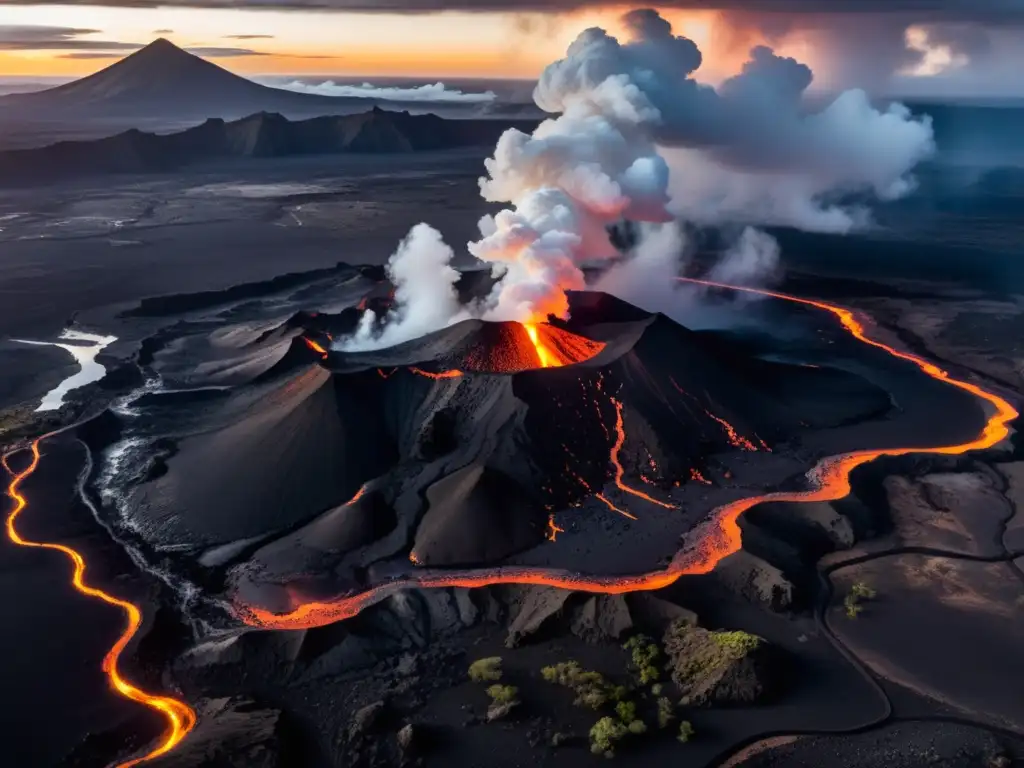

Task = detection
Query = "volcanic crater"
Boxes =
[80,272,912,633]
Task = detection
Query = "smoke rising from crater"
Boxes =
[340,8,934,350]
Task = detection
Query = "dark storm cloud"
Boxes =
[0,0,1023,20]
[0,26,142,50]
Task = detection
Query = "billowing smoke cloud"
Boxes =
[278,80,496,103]
[344,224,466,351]
[340,8,934,350]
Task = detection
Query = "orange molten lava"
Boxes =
[524,323,560,368]
[606,397,677,510]
[235,280,1017,634]
[545,514,565,542]
[4,440,197,766]
[594,492,638,520]
[523,322,606,368]
[302,337,328,358]
[409,367,463,380]
[703,409,758,451]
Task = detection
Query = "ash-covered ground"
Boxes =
[2,152,1024,768]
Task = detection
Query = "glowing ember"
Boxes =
[703,409,758,451]
[345,485,367,505]
[377,368,397,379]
[690,468,712,485]
[607,397,677,510]
[545,514,565,541]
[668,375,758,451]
[409,551,421,565]
[594,492,638,520]
[4,441,197,766]
[235,279,1018,647]
[302,337,328,358]
[409,367,463,379]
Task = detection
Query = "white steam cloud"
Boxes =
[278,80,496,104]
[339,8,935,352]
[346,224,467,351]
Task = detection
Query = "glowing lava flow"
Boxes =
[606,397,677,510]
[4,439,197,767]
[409,367,463,380]
[524,323,560,368]
[302,337,328,359]
[237,280,1017,633]
[523,322,606,369]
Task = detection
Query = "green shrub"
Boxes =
[851,581,876,600]
[590,717,628,757]
[627,719,647,735]
[844,581,876,618]
[656,697,675,729]
[541,661,616,709]
[615,701,637,724]
[650,683,663,696]
[623,634,661,685]
[678,720,695,743]
[469,657,503,682]
[711,631,762,657]
[487,684,518,705]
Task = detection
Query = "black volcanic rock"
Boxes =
[0,108,536,182]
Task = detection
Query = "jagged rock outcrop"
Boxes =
[714,550,795,610]
[505,587,696,646]
[662,620,776,705]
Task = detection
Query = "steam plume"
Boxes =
[340,8,934,348]
[344,224,464,351]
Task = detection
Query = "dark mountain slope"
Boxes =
[0,39,485,121]
[0,109,539,183]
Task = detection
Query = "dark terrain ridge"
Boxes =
[0,108,538,182]
[2,252,1019,768]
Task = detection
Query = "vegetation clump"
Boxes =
[844,581,877,619]
[622,634,661,685]
[677,720,695,743]
[468,656,503,682]
[485,684,520,721]
[590,717,628,758]
[541,661,625,709]
[656,697,675,729]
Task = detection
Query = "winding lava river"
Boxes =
[3,438,197,766]
[237,278,1018,630]
[2,278,1018,763]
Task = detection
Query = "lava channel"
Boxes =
[4,438,197,766]
[236,279,1016,633]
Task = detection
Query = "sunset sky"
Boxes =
[0,4,766,79]
[0,2,1019,96]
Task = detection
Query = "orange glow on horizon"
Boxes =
[236,278,1017,632]
[4,440,197,766]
